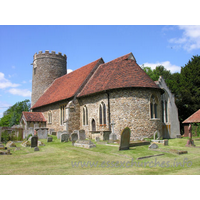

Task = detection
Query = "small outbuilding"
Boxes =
[182,109,200,136]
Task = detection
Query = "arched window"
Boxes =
[150,95,158,119]
[83,106,88,125]
[48,111,52,124]
[99,102,106,125]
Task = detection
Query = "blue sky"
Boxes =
[0,25,200,118]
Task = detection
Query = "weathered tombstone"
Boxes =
[36,128,48,139]
[119,127,131,150]
[38,141,45,146]
[6,141,16,148]
[52,131,57,136]
[57,131,63,139]
[47,137,53,142]
[109,121,117,141]
[78,130,86,140]
[34,146,39,151]
[71,132,78,146]
[74,140,96,149]
[49,129,55,135]
[95,137,100,142]
[60,133,69,142]
[21,140,31,147]
[31,135,38,148]
[149,143,159,149]
[103,131,111,141]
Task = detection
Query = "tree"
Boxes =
[0,99,30,127]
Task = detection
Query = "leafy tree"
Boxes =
[0,99,30,127]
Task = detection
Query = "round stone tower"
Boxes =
[31,50,67,107]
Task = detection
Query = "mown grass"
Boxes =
[0,136,200,175]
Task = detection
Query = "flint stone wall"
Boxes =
[79,88,162,140]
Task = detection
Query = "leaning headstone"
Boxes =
[60,133,69,142]
[47,137,53,142]
[57,131,63,139]
[6,141,16,148]
[21,140,31,147]
[149,143,159,149]
[37,128,48,139]
[31,135,38,148]
[119,127,131,150]
[71,132,78,146]
[78,130,86,140]
[34,146,39,151]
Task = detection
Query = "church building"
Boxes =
[26,50,180,140]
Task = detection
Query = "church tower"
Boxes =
[31,50,67,107]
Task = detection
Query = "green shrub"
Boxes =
[1,131,10,143]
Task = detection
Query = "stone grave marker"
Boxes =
[60,133,69,142]
[74,140,96,149]
[109,121,117,141]
[52,131,57,136]
[119,127,131,150]
[36,128,48,139]
[47,137,53,142]
[38,141,45,146]
[149,143,159,149]
[95,137,100,142]
[71,132,78,146]
[57,131,63,139]
[34,146,39,151]
[78,130,86,140]
[31,135,38,148]
[49,129,55,135]
[6,141,16,148]
[21,140,31,147]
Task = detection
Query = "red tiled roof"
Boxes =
[78,53,160,97]
[22,111,46,122]
[182,109,200,123]
[31,58,103,109]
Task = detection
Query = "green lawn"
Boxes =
[1,136,200,175]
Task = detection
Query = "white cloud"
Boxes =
[0,72,20,89]
[8,88,31,97]
[142,61,180,73]
[67,69,73,74]
[22,81,27,84]
[169,25,200,51]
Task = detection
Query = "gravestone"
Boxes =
[6,141,16,148]
[57,131,63,139]
[71,132,78,146]
[21,140,31,147]
[38,141,45,146]
[49,129,55,135]
[95,137,100,142]
[31,135,38,148]
[34,146,39,151]
[0,143,4,149]
[60,133,69,142]
[119,127,131,150]
[36,128,48,139]
[52,131,56,135]
[109,121,117,141]
[103,131,111,141]
[149,143,159,149]
[74,140,96,149]
[47,137,53,142]
[78,130,86,140]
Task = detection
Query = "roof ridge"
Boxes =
[104,52,132,65]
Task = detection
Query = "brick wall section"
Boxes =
[31,51,66,107]
[79,88,162,140]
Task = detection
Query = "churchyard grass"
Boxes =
[0,136,200,175]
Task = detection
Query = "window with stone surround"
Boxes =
[83,106,88,125]
[150,95,158,119]
[60,105,66,125]
[99,102,106,125]
[48,111,52,124]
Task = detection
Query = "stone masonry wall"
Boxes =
[109,88,162,140]
[31,51,67,107]
[79,88,162,140]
